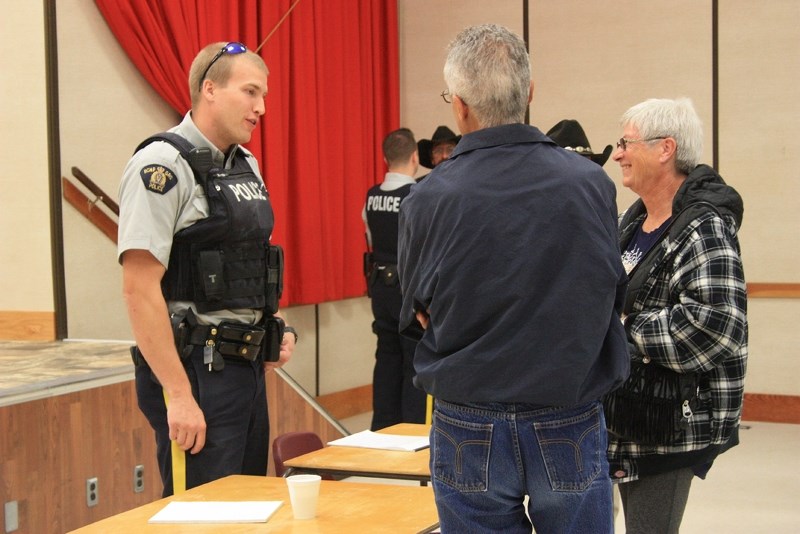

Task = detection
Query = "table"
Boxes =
[69,475,439,533]
[284,423,432,483]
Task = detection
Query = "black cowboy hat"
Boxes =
[546,119,613,166]
[417,125,461,169]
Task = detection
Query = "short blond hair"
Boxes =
[189,42,268,106]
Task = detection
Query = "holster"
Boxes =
[265,245,284,315]
[363,251,375,297]
[261,315,286,362]
[171,312,192,359]
[130,345,146,367]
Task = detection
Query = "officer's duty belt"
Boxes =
[187,322,266,362]
[373,262,399,286]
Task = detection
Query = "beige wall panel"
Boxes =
[57,0,177,339]
[279,303,319,393]
[530,1,713,210]
[745,300,800,395]
[316,297,375,395]
[718,0,800,282]
[0,0,53,311]
[399,0,523,177]
[718,1,800,398]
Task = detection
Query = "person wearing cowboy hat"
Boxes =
[546,119,613,166]
[417,125,461,171]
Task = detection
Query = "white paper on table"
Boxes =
[327,430,430,451]
[148,501,283,523]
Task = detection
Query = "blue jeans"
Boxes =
[431,400,613,534]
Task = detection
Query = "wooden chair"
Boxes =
[272,431,333,479]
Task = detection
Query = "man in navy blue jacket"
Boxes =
[398,24,629,533]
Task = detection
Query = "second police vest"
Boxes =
[365,183,413,264]
[135,133,280,314]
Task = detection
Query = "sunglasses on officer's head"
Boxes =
[198,42,247,90]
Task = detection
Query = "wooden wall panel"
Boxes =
[0,371,346,532]
[0,311,55,341]
[742,393,800,425]
[0,381,160,533]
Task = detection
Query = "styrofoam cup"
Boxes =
[285,474,321,520]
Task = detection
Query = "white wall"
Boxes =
[57,0,178,339]
[0,0,52,311]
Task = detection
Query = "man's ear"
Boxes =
[200,78,215,101]
[454,94,468,122]
[528,79,534,105]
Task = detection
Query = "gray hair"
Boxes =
[620,98,703,175]
[444,24,531,127]
[189,42,268,106]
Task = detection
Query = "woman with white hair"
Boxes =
[606,97,748,533]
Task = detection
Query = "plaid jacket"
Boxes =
[607,165,748,483]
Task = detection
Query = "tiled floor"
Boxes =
[340,413,800,533]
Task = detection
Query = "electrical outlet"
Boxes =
[86,477,99,507]
[133,465,145,494]
[4,500,19,532]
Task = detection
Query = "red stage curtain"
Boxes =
[94,0,399,305]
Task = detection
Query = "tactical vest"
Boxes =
[365,183,412,264]
[135,133,281,314]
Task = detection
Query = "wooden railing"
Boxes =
[62,166,118,244]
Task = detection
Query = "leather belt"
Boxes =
[187,322,266,362]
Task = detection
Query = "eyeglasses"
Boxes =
[432,144,455,156]
[440,89,467,105]
[616,136,667,151]
[198,42,247,90]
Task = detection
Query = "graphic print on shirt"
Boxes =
[622,245,643,274]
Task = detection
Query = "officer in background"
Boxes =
[118,42,296,496]
[363,128,426,430]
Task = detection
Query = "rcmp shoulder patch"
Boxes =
[140,164,177,195]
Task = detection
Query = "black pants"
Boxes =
[618,467,694,534]
[135,345,269,496]
[369,280,426,430]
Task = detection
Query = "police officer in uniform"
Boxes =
[363,128,426,430]
[118,42,296,496]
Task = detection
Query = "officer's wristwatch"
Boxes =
[284,325,298,343]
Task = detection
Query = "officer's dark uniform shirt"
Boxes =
[398,123,630,406]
